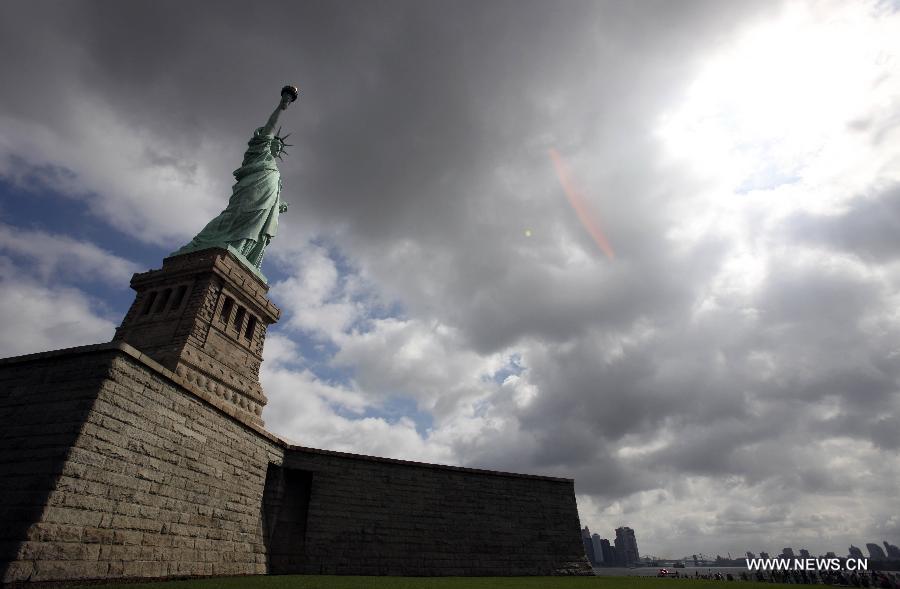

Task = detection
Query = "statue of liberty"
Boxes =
[173,85,299,278]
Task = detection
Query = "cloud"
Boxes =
[786,185,900,263]
[0,225,134,357]
[0,223,140,285]
[261,331,455,464]
[0,100,226,246]
[0,260,117,356]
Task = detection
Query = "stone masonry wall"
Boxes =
[0,343,590,583]
[0,344,284,583]
[0,345,110,583]
[279,447,589,576]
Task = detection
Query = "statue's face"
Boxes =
[270,139,284,158]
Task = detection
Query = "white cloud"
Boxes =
[658,0,900,220]
[0,262,116,356]
[333,318,506,414]
[263,240,518,459]
[0,95,227,246]
[0,223,139,285]
[0,227,133,356]
[269,242,364,337]
[261,346,455,464]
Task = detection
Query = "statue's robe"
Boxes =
[174,128,282,265]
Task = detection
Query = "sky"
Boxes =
[1,0,899,560]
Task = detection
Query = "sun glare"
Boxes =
[658,1,900,214]
[549,148,616,260]
[656,1,900,304]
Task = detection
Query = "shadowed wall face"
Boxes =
[0,352,110,582]
[262,464,313,574]
[276,450,589,576]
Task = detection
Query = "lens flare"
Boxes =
[549,148,615,260]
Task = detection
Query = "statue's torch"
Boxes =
[281,85,299,104]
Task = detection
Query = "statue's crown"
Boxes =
[273,126,293,159]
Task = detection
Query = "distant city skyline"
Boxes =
[582,525,641,567]
[584,522,899,564]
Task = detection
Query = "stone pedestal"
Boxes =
[113,248,280,427]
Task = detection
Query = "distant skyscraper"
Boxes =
[591,534,604,564]
[746,552,756,559]
[867,543,887,561]
[884,542,900,559]
[760,552,770,559]
[849,545,865,559]
[825,552,837,559]
[615,527,640,566]
[781,548,795,559]
[799,549,810,559]
[600,539,615,566]
[582,526,597,564]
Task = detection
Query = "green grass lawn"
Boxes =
[74,575,795,589]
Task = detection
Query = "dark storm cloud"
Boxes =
[787,184,900,263]
[819,413,900,450]
[3,0,780,241]
[461,227,899,505]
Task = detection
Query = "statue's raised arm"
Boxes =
[262,85,299,136]
[171,84,300,283]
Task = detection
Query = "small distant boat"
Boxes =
[673,562,686,568]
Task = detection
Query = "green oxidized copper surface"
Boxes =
[172,85,299,283]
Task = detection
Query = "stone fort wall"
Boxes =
[0,343,590,584]
[0,344,284,583]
